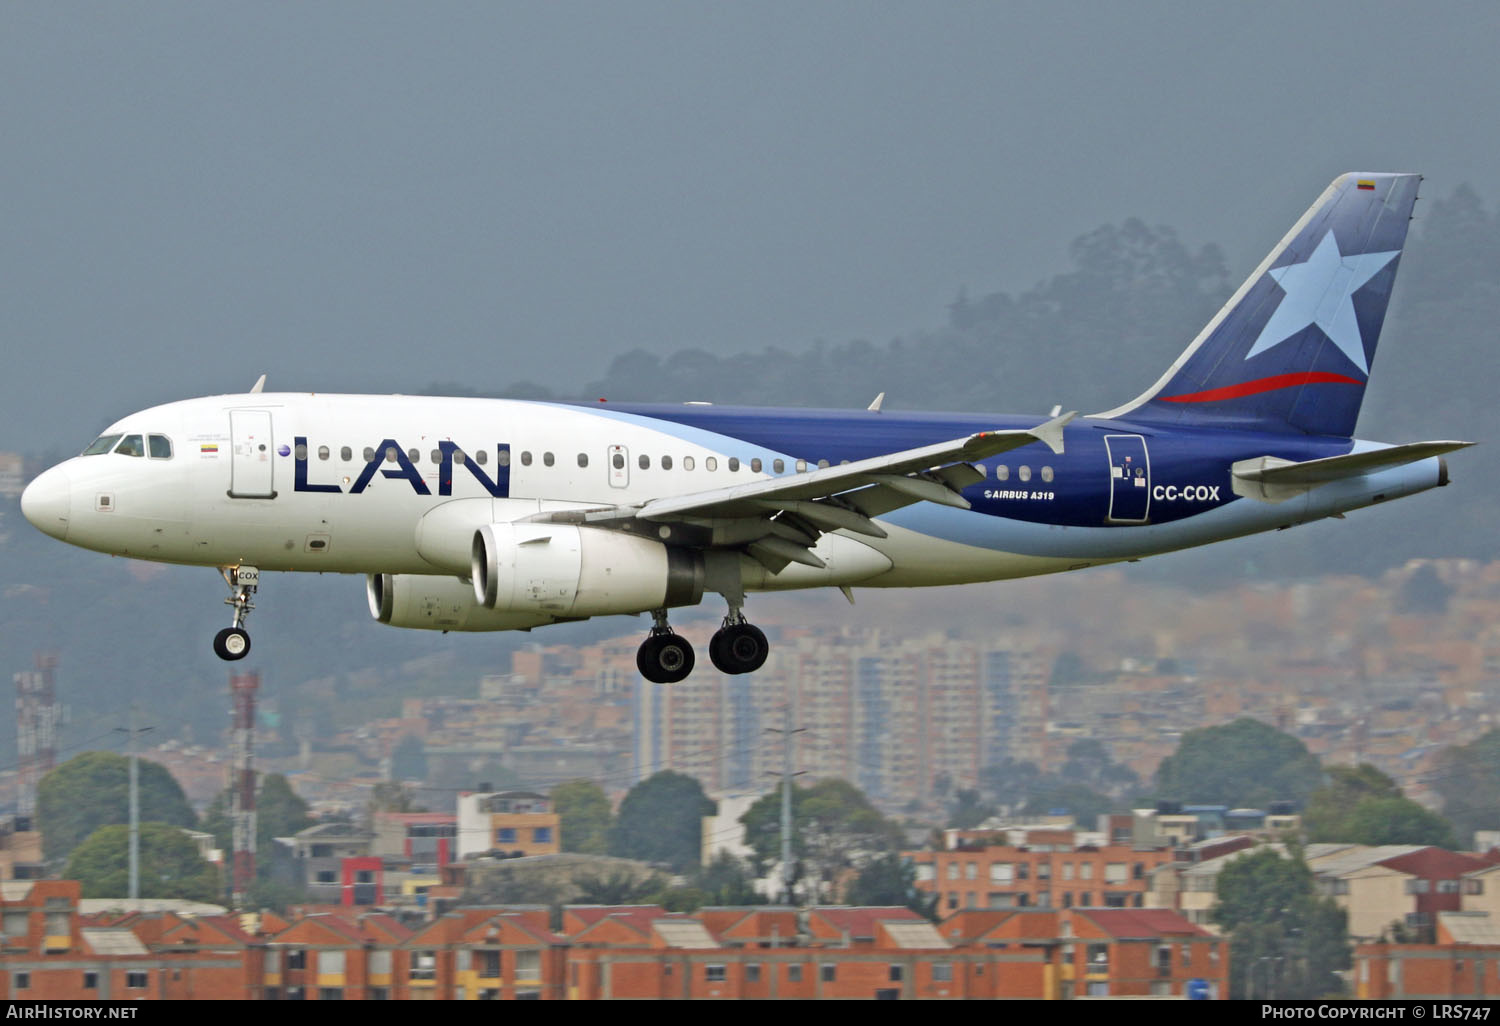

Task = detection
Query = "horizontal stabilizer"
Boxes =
[1232,440,1473,503]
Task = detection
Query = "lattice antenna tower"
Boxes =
[229,671,260,907]
[14,653,61,820]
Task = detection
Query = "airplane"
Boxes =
[20,172,1472,683]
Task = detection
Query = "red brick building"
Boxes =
[0,880,1226,999]
[910,829,1176,914]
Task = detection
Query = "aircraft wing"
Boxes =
[543,411,1075,572]
[1231,440,1474,503]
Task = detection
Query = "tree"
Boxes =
[1304,765,1457,847]
[844,853,938,920]
[1432,731,1500,848]
[740,779,906,902]
[1302,765,1401,841]
[609,771,716,873]
[1060,738,1139,794]
[200,772,314,871]
[1212,847,1349,999]
[573,868,667,906]
[946,788,996,830]
[551,779,613,855]
[390,733,428,781]
[64,822,222,904]
[38,752,197,861]
[1020,780,1115,827]
[257,773,314,841]
[1343,797,1457,849]
[365,781,425,828]
[692,852,767,908]
[1153,719,1323,809]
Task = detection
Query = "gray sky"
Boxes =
[4,1,1496,453]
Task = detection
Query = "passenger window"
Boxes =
[638,454,650,470]
[795,460,807,473]
[148,435,173,460]
[996,465,1010,481]
[543,452,555,467]
[683,456,695,471]
[384,447,398,464]
[453,450,466,465]
[115,435,145,457]
[341,446,352,462]
[578,453,589,468]
[728,457,739,472]
[317,445,330,461]
[612,453,624,470]
[1041,466,1054,483]
[751,458,762,473]
[520,451,532,466]
[662,455,673,470]
[705,457,717,472]
[294,442,309,461]
[817,459,829,469]
[773,459,785,474]
[82,434,123,456]
[363,447,375,462]
[407,448,420,464]
[431,449,442,465]
[1018,466,1032,482]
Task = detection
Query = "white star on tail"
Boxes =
[1244,231,1400,374]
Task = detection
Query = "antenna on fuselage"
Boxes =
[249,374,266,394]
[867,392,885,412]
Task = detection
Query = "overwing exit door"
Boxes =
[608,445,629,488]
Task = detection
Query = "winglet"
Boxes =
[1031,410,1077,454]
[249,374,267,394]
[867,392,885,412]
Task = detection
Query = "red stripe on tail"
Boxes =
[1160,372,1364,404]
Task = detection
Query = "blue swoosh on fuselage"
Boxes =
[552,400,1353,530]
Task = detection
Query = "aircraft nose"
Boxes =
[21,465,71,541]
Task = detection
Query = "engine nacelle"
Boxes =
[367,572,558,632]
[471,523,703,616]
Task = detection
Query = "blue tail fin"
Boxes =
[1096,173,1420,437]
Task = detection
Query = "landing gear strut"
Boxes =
[636,608,694,684]
[213,565,258,661]
[709,603,769,676]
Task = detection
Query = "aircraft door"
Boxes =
[608,445,629,488]
[1104,434,1150,523]
[228,410,277,499]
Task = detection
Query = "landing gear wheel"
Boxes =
[637,633,695,684]
[709,622,769,675]
[213,627,251,661]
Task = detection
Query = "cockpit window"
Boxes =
[82,434,123,456]
[148,435,173,460]
[114,434,145,457]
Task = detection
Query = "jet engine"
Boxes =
[471,522,703,617]
[366,572,558,632]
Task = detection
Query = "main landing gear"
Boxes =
[637,608,694,684]
[213,565,258,662]
[635,601,772,684]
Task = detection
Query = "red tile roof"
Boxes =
[1072,908,1210,939]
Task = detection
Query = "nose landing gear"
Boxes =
[213,565,258,661]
